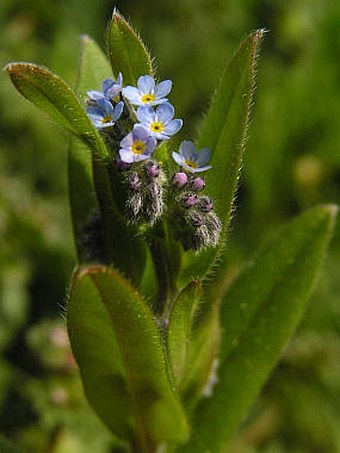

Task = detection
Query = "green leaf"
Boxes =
[183,205,337,452]
[68,35,112,261]
[107,9,153,85]
[5,62,108,159]
[179,30,266,285]
[76,34,112,99]
[67,136,97,262]
[68,265,189,448]
[67,267,133,441]
[168,279,203,386]
[168,281,220,410]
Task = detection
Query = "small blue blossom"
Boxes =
[172,141,212,173]
[122,75,172,106]
[137,103,183,140]
[119,124,157,163]
[86,99,124,129]
[87,74,123,101]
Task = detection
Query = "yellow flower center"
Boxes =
[151,122,164,133]
[141,93,156,104]
[185,159,197,168]
[132,141,146,154]
[101,115,113,124]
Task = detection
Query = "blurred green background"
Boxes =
[1,0,340,452]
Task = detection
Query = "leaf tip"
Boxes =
[111,7,123,23]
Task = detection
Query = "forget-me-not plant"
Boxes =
[5,9,336,453]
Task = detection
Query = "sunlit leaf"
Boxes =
[179,30,266,285]
[183,205,337,452]
[5,62,108,159]
[68,265,189,447]
[107,9,154,85]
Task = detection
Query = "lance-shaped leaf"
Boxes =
[107,9,153,85]
[68,35,112,262]
[168,280,220,409]
[5,62,109,159]
[183,205,337,452]
[168,279,204,385]
[179,30,266,285]
[68,265,189,448]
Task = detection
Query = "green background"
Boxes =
[0,0,339,451]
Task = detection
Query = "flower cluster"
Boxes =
[170,142,221,251]
[85,73,221,251]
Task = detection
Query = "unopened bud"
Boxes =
[191,177,205,191]
[187,211,205,227]
[144,180,164,225]
[128,172,142,190]
[173,172,188,188]
[198,196,213,212]
[144,160,160,178]
[127,191,143,219]
[180,192,197,208]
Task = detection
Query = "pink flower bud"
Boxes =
[173,172,188,188]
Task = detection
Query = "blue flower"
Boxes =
[136,103,182,140]
[122,75,172,106]
[87,74,123,101]
[172,141,212,173]
[86,99,124,129]
[119,124,157,163]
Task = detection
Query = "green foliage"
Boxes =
[179,29,266,285]
[68,266,189,449]
[183,205,337,452]
[107,9,154,85]
[2,2,340,452]
[5,63,109,159]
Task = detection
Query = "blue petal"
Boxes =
[133,124,149,142]
[122,86,141,103]
[116,72,123,86]
[137,106,155,124]
[195,148,211,166]
[145,137,157,154]
[97,98,114,115]
[87,90,105,100]
[119,148,135,163]
[172,151,184,166]
[179,141,197,160]
[97,121,115,129]
[102,78,114,94]
[156,103,174,123]
[86,106,104,119]
[191,164,212,173]
[120,132,134,149]
[112,101,124,121]
[137,75,155,93]
[155,80,172,98]
[163,119,183,136]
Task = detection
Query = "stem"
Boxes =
[147,221,181,315]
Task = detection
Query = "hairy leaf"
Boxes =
[68,266,189,447]
[183,205,337,452]
[179,30,266,285]
[107,9,153,86]
[5,62,108,159]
